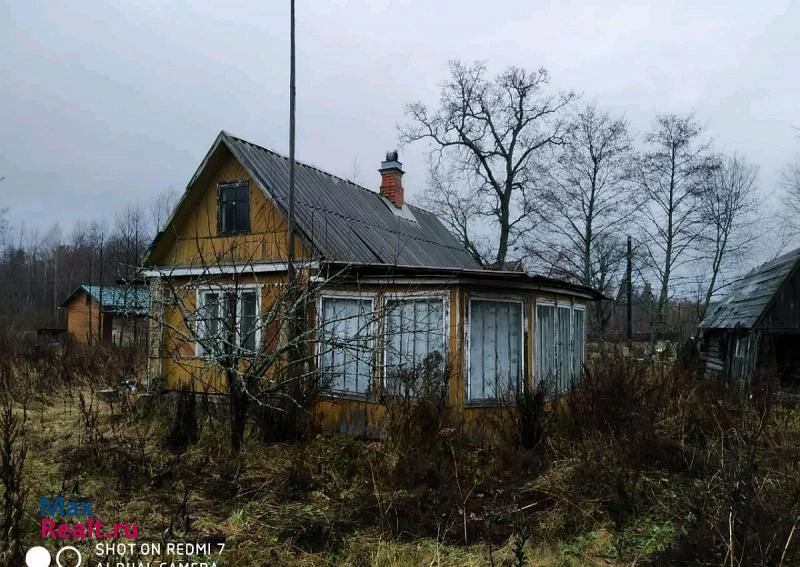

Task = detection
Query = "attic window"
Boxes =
[217,181,250,235]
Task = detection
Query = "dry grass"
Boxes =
[3,340,800,566]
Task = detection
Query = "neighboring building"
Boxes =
[142,131,603,432]
[699,247,800,384]
[61,285,149,346]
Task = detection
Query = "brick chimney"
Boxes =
[379,150,404,208]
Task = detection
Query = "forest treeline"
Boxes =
[2,60,800,338]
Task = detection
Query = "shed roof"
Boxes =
[221,131,480,269]
[62,285,149,315]
[700,247,800,330]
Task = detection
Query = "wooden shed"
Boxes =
[61,285,150,346]
[699,247,800,384]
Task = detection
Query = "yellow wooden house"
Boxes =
[142,131,602,433]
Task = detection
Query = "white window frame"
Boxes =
[381,291,449,390]
[535,298,556,387]
[315,290,377,398]
[194,284,262,358]
[556,303,573,391]
[465,294,526,404]
[572,304,587,378]
[535,297,587,392]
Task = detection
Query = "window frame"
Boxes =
[216,180,251,236]
[465,294,526,405]
[535,297,587,392]
[535,298,557,388]
[315,290,377,399]
[572,304,586,378]
[194,284,262,358]
[381,291,449,393]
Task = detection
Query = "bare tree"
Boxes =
[529,104,636,310]
[113,201,148,281]
[149,190,179,234]
[780,154,800,235]
[400,60,576,266]
[634,114,715,343]
[697,154,759,319]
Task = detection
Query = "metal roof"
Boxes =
[220,132,481,270]
[62,285,150,315]
[700,247,800,330]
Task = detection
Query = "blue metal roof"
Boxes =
[71,285,149,315]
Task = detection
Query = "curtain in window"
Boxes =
[385,298,445,393]
[468,300,522,401]
[319,298,373,394]
[536,303,556,387]
[557,306,572,391]
[573,308,585,378]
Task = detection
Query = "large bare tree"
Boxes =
[634,114,715,343]
[780,151,800,235]
[530,104,636,300]
[697,154,759,319]
[400,61,575,266]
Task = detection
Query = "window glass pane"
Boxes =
[385,298,446,394]
[218,183,249,234]
[536,304,556,386]
[240,292,257,352]
[573,308,585,379]
[319,297,373,394]
[558,306,572,391]
[469,299,522,401]
[200,292,221,356]
[236,186,250,232]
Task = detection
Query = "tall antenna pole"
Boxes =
[285,0,300,433]
[287,0,297,279]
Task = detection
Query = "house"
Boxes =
[61,284,149,346]
[699,247,800,384]
[142,131,603,433]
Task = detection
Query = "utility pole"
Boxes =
[287,0,296,279]
[285,0,300,435]
[626,235,633,348]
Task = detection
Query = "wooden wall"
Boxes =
[148,152,308,268]
[65,291,103,344]
[151,274,589,435]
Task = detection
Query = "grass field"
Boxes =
[2,342,800,566]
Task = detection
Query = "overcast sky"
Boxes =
[2,0,798,240]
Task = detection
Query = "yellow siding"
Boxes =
[149,154,307,267]
[147,145,591,435]
[66,293,103,344]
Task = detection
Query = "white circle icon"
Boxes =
[56,546,82,567]
[25,546,51,567]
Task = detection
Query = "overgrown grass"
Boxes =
[2,337,800,566]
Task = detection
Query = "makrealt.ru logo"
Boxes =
[40,496,138,540]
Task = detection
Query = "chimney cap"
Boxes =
[380,149,403,172]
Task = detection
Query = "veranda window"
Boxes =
[384,296,446,394]
[318,296,374,395]
[467,298,523,402]
[535,301,586,392]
